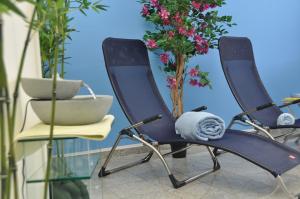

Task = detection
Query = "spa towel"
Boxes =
[175,112,225,141]
[277,113,295,126]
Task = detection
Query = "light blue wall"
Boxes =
[66,0,300,148]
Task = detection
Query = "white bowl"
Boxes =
[31,95,113,125]
[22,78,83,100]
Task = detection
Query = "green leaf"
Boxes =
[0,0,25,17]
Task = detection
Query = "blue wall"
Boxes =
[66,0,300,148]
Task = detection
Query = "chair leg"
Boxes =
[98,132,153,177]
[276,175,300,199]
[132,134,221,188]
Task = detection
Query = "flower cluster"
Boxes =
[188,67,210,87]
[140,0,234,89]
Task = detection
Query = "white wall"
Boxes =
[3,2,46,198]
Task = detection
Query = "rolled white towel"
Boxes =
[277,113,295,126]
[175,112,226,141]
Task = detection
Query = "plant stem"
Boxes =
[0,91,7,199]
[0,15,8,199]
[43,5,59,197]
[43,40,58,199]
[4,6,38,199]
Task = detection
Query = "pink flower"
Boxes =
[201,4,210,11]
[163,19,170,25]
[167,76,177,89]
[146,39,158,49]
[168,31,175,38]
[159,7,170,20]
[150,0,159,7]
[189,79,198,86]
[187,28,195,37]
[191,1,201,9]
[194,34,203,43]
[178,27,187,35]
[173,12,183,25]
[189,68,199,77]
[195,39,209,54]
[160,53,169,64]
[141,5,150,16]
[210,4,217,8]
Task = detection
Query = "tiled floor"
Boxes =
[92,137,300,199]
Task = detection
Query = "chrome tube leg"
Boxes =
[207,147,221,170]
[276,176,297,199]
[98,132,123,177]
[98,132,154,177]
[244,120,275,140]
[132,135,172,175]
[132,135,222,188]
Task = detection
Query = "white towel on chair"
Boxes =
[175,112,226,141]
[277,113,295,126]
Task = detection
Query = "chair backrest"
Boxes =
[102,38,177,141]
[219,36,282,127]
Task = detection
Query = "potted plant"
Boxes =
[140,0,235,157]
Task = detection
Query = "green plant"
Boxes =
[0,1,38,198]
[35,1,106,198]
[140,0,235,118]
[38,0,106,78]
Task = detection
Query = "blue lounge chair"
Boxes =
[99,38,300,197]
[219,36,300,143]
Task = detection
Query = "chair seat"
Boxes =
[157,129,300,177]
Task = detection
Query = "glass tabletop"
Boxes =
[26,139,101,183]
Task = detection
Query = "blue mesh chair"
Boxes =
[219,36,300,143]
[99,38,300,197]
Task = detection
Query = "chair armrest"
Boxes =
[192,106,207,112]
[124,114,163,130]
[278,99,300,108]
[233,102,275,122]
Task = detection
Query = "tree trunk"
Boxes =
[170,53,187,158]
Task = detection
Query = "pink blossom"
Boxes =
[178,27,187,35]
[167,76,177,89]
[163,19,170,25]
[146,39,158,49]
[189,68,199,77]
[201,4,210,11]
[210,4,217,8]
[195,39,209,54]
[189,79,198,86]
[194,34,203,43]
[141,5,150,16]
[173,12,183,25]
[159,7,170,20]
[150,0,159,7]
[160,53,169,64]
[191,1,201,9]
[168,31,175,38]
[187,28,195,37]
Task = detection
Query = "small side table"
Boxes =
[24,138,101,199]
[16,115,114,199]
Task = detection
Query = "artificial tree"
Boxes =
[140,0,234,157]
